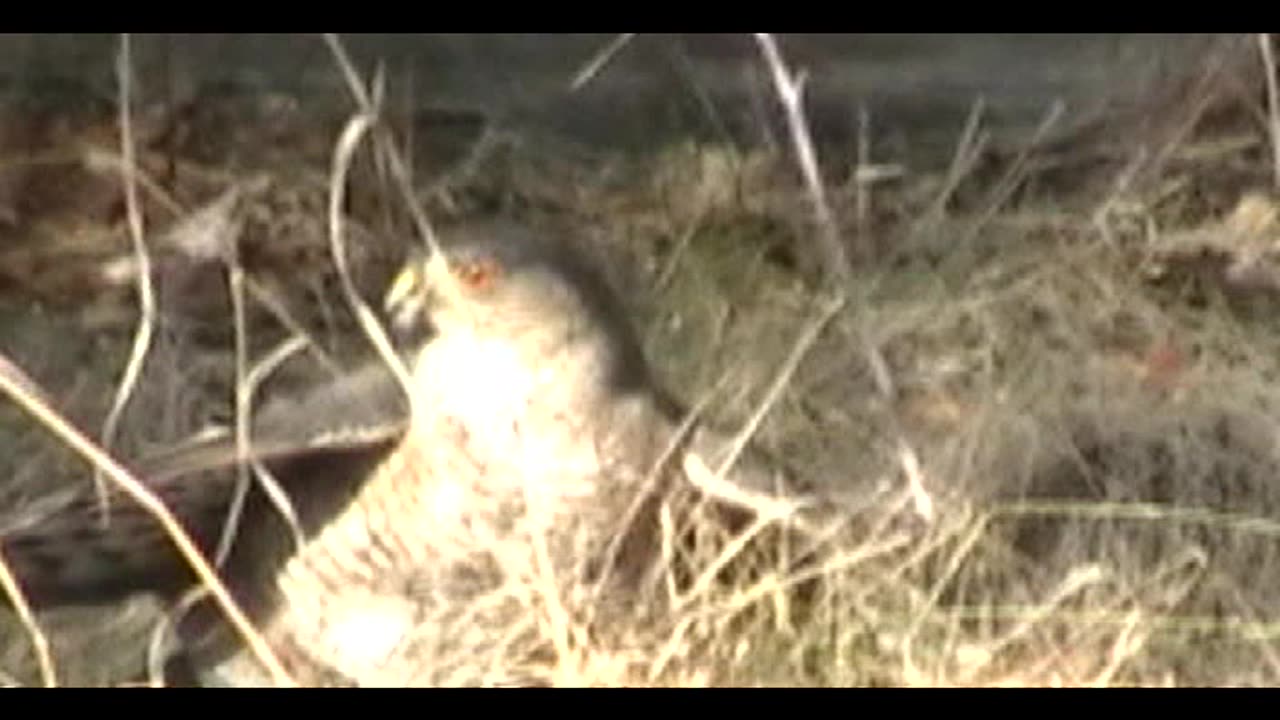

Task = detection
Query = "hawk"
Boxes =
[0,220,787,686]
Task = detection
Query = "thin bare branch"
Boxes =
[321,33,444,260]
[715,293,844,481]
[752,33,846,280]
[1259,34,1280,191]
[570,34,636,92]
[326,113,418,416]
[0,548,56,687]
[0,353,295,687]
[97,33,158,527]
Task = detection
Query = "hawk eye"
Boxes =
[455,259,499,291]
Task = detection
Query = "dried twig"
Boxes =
[0,353,295,687]
[213,333,310,566]
[321,34,451,421]
[752,33,846,279]
[752,33,933,522]
[96,33,158,527]
[0,548,56,687]
[326,112,418,419]
[1259,34,1280,192]
[714,294,844,483]
[570,34,636,92]
[915,97,989,234]
[321,33,444,261]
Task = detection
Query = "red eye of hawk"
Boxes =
[455,258,500,292]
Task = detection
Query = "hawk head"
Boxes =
[384,221,656,411]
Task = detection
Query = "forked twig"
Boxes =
[751,33,933,522]
[321,34,458,420]
[322,33,445,260]
[213,335,310,566]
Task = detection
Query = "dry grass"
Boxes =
[4,34,1280,687]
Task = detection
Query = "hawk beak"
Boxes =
[384,254,461,341]
[384,261,429,337]
[384,262,420,311]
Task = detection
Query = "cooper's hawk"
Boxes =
[0,220,783,686]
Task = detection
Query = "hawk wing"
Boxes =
[140,359,411,480]
[0,359,412,609]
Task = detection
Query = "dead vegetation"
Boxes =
[2,34,1280,686]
